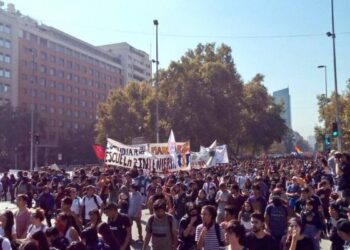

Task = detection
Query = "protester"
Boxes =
[246,212,275,250]
[224,220,248,250]
[81,186,103,227]
[14,194,31,239]
[178,202,202,250]
[195,205,225,250]
[37,186,55,227]
[280,217,314,250]
[25,208,47,239]
[128,183,143,242]
[143,199,177,250]
[97,222,120,250]
[104,202,131,250]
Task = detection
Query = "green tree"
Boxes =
[95,43,288,154]
[241,74,287,153]
[316,78,350,151]
[0,103,45,169]
[95,82,155,145]
[159,43,243,150]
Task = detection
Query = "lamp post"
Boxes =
[29,48,35,171]
[153,19,159,143]
[317,65,328,100]
[327,0,341,151]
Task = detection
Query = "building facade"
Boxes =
[273,87,292,129]
[99,42,152,84]
[1,4,124,145]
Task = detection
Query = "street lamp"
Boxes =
[317,65,328,100]
[153,19,159,143]
[327,0,341,151]
[29,48,36,171]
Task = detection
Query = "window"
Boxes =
[0,69,11,78]
[4,55,10,63]
[49,68,55,76]
[39,78,46,86]
[0,39,11,48]
[58,95,64,103]
[40,52,47,60]
[40,65,46,73]
[49,55,56,63]
[0,83,10,93]
[0,54,9,63]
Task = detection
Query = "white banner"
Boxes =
[190,142,229,169]
[104,138,154,169]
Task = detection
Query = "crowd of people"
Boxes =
[0,150,349,250]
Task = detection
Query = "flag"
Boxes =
[294,145,302,155]
[92,144,105,160]
[206,140,217,167]
[168,130,177,166]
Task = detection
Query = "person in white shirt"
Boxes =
[26,208,47,239]
[80,185,103,226]
[69,187,81,216]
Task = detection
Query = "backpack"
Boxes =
[214,223,225,247]
[82,195,101,221]
[149,214,173,240]
[83,195,101,209]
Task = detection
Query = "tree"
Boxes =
[0,103,45,170]
[95,82,155,145]
[159,43,243,150]
[57,123,98,165]
[241,74,288,153]
[95,43,288,154]
[316,78,350,151]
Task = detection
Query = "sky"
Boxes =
[4,0,350,140]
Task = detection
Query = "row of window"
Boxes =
[0,68,11,78]
[0,82,9,93]
[49,120,89,130]
[21,31,121,73]
[0,38,11,49]
[23,78,107,100]
[36,104,96,120]
[0,53,11,63]
[23,59,121,85]
[24,89,100,107]
[0,23,11,34]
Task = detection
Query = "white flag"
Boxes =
[168,130,177,165]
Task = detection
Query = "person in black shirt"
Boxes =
[246,212,275,250]
[280,217,314,250]
[104,202,131,250]
[178,202,202,250]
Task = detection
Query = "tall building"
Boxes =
[273,87,292,129]
[99,42,152,84]
[0,3,124,145]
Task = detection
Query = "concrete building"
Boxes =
[99,42,152,84]
[0,3,124,145]
[273,87,292,129]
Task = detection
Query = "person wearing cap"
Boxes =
[104,202,132,250]
[265,188,289,243]
[336,218,350,248]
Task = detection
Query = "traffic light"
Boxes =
[332,122,338,137]
[325,135,331,145]
[34,134,40,145]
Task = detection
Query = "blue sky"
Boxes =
[5,0,350,139]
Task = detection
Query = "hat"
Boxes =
[336,219,350,233]
[104,202,118,211]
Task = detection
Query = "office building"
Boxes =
[99,42,152,84]
[0,3,124,145]
[273,87,292,129]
